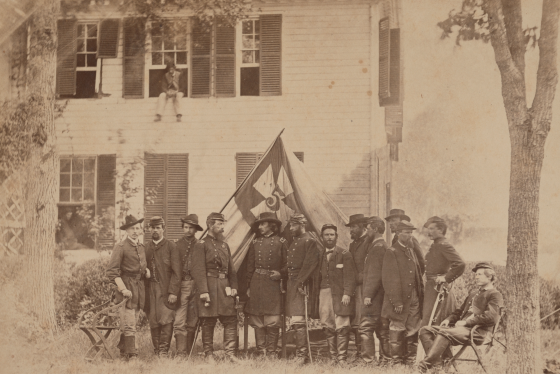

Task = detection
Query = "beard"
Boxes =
[152,232,161,241]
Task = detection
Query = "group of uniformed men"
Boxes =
[106,208,504,372]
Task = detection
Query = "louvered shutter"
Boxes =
[260,15,282,96]
[96,155,116,249]
[378,17,390,105]
[165,154,188,240]
[388,28,401,105]
[236,153,260,188]
[98,19,119,59]
[56,19,77,96]
[215,18,235,97]
[123,18,145,98]
[145,153,166,242]
[191,20,211,97]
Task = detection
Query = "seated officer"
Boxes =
[417,262,504,372]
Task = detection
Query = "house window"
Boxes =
[236,152,303,187]
[57,155,116,250]
[240,19,260,96]
[149,20,189,98]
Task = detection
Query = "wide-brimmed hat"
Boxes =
[395,221,416,232]
[181,214,203,231]
[289,213,307,225]
[385,209,411,222]
[472,262,494,272]
[345,214,369,227]
[423,216,445,228]
[207,212,225,222]
[252,212,282,231]
[149,216,165,227]
[120,215,144,230]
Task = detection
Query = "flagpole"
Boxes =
[199,128,286,239]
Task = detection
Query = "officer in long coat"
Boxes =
[191,212,239,362]
[347,213,371,358]
[318,224,356,363]
[285,213,320,364]
[382,221,425,365]
[359,216,390,364]
[145,216,181,357]
[421,216,466,328]
[106,215,148,360]
[245,212,288,356]
[173,214,203,357]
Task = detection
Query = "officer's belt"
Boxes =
[288,270,299,278]
[255,268,273,275]
[121,272,142,280]
[207,271,227,279]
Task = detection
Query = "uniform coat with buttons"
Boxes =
[381,240,425,322]
[361,237,389,317]
[176,235,198,281]
[319,245,357,316]
[422,237,466,326]
[106,238,147,310]
[191,234,238,317]
[145,238,181,311]
[245,233,288,316]
[285,232,320,317]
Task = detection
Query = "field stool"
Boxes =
[78,297,127,362]
[446,307,507,373]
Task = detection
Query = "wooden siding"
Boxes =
[55,3,377,219]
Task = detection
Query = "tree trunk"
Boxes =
[506,128,544,374]
[22,0,60,332]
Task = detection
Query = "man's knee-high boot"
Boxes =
[186,330,196,357]
[418,334,451,372]
[201,323,215,360]
[151,327,161,356]
[224,321,241,363]
[353,328,362,359]
[376,318,391,364]
[265,327,280,356]
[254,327,267,356]
[175,334,188,357]
[294,324,309,365]
[324,328,337,362]
[124,335,138,360]
[336,326,351,363]
[360,324,376,363]
[405,332,419,365]
[159,323,174,357]
[389,330,406,364]
[117,333,126,360]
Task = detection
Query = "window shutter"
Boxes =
[385,105,403,143]
[98,19,119,59]
[378,17,390,105]
[388,28,401,104]
[215,18,236,97]
[191,20,211,97]
[236,153,260,188]
[96,155,116,249]
[56,19,77,96]
[122,18,145,98]
[259,14,282,96]
[145,153,166,239]
[165,154,188,240]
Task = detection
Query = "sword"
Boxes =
[188,320,200,359]
[429,282,448,327]
[303,284,313,364]
[280,279,287,359]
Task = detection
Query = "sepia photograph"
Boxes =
[0,0,559,373]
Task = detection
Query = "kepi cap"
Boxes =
[289,213,307,225]
[321,223,337,233]
[207,212,225,222]
[149,216,165,227]
[424,216,445,228]
[395,221,416,232]
[472,262,494,272]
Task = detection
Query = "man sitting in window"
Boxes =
[155,63,185,122]
[417,262,504,373]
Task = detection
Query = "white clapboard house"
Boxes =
[0,0,404,251]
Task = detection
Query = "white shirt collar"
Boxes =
[127,236,138,245]
[153,237,164,245]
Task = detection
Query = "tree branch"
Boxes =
[501,0,525,74]
[531,0,560,137]
[483,0,527,126]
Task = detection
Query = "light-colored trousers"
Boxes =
[319,288,351,331]
[156,92,184,116]
[389,288,422,337]
[173,279,198,336]
[120,306,139,336]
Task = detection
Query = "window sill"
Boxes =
[57,95,282,104]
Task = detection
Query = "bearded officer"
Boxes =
[145,216,181,357]
[318,223,356,364]
[347,213,371,359]
[285,213,320,365]
[173,214,203,357]
[191,212,239,363]
[245,212,288,357]
[106,215,148,361]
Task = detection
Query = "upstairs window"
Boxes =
[240,19,260,96]
[149,20,189,98]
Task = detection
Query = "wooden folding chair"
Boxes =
[446,307,507,373]
[78,297,126,362]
